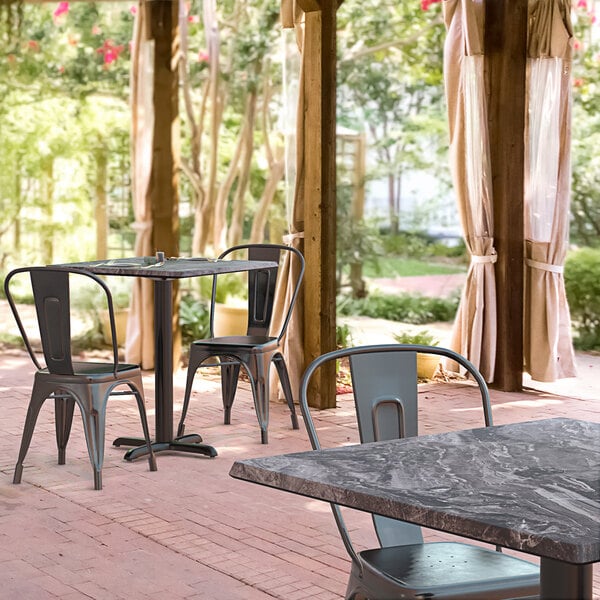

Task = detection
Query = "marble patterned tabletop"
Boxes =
[53,256,277,279]
[230,417,600,564]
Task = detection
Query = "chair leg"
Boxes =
[273,353,299,430]
[247,354,270,444]
[54,396,75,465]
[220,360,241,425]
[78,395,106,491]
[129,385,157,473]
[13,388,48,484]
[345,567,369,600]
[177,353,203,438]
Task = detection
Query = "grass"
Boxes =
[362,257,466,278]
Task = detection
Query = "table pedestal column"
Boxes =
[540,557,593,600]
[116,279,217,459]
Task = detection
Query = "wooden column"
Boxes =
[485,0,528,391]
[149,0,181,365]
[300,1,337,409]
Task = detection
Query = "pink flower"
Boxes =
[97,39,125,65]
[27,40,40,52]
[421,0,441,10]
[573,38,583,51]
[577,0,587,8]
[573,78,584,87]
[198,50,209,63]
[53,1,69,22]
[188,14,200,24]
[130,5,137,15]
[92,25,102,36]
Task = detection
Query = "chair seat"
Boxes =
[192,335,278,351]
[361,541,539,592]
[38,362,141,383]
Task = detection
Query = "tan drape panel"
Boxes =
[523,0,576,381]
[125,0,155,369]
[271,1,305,401]
[443,0,497,381]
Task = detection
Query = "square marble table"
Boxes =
[230,417,600,600]
[55,256,276,459]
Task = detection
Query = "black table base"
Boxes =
[114,434,218,460]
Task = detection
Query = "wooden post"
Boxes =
[301,1,337,409]
[485,0,527,391]
[149,0,181,366]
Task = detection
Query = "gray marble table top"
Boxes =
[230,418,600,564]
[53,256,277,279]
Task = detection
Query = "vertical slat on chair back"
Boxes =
[246,245,279,336]
[30,269,75,375]
[349,350,424,547]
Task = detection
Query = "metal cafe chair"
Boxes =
[4,266,157,490]
[299,344,540,600]
[177,243,304,444]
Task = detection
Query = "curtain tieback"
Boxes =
[471,254,497,264]
[131,220,153,232]
[283,231,305,245]
[525,258,564,274]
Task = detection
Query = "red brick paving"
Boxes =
[0,348,598,599]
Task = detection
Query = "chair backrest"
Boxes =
[299,344,492,556]
[4,266,120,375]
[213,244,305,340]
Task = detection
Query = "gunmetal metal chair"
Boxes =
[4,266,157,490]
[177,243,304,444]
[300,344,540,600]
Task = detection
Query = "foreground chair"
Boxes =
[299,344,540,600]
[177,243,304,444]
[4,266,157,490]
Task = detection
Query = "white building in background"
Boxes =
[365,173,462,243]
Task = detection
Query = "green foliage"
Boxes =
[338,291,459,324]
[571,5,600,246]
[336,323,354,349]
[1,3,133,268]
[180,294,210,347]
[393,329,438,345]
[337,1,448,233]
[564,247,600,350]
[362,257,465,278]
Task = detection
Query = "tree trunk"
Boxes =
[250,150,285,243]
[95,147,108,260]
[41,159,54,264]
[228,89,258,247]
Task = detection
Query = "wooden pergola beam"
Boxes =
[485,0,528,391]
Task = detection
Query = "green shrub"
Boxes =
[337,292,459,324]
[180,294,210,346]
[336,323,354,348]
[565,247,600,350]
[393,329,439,345]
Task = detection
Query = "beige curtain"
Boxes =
[523,0,576,381]
[270,0,306,401]
[443,0,497,382]
[125,0,155,369]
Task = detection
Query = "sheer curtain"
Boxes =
[270,0,306,401]
[125,0,155,369]
[444,0,497,382]
[523,0,576,381]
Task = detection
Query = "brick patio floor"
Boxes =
[0,347,598,599]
